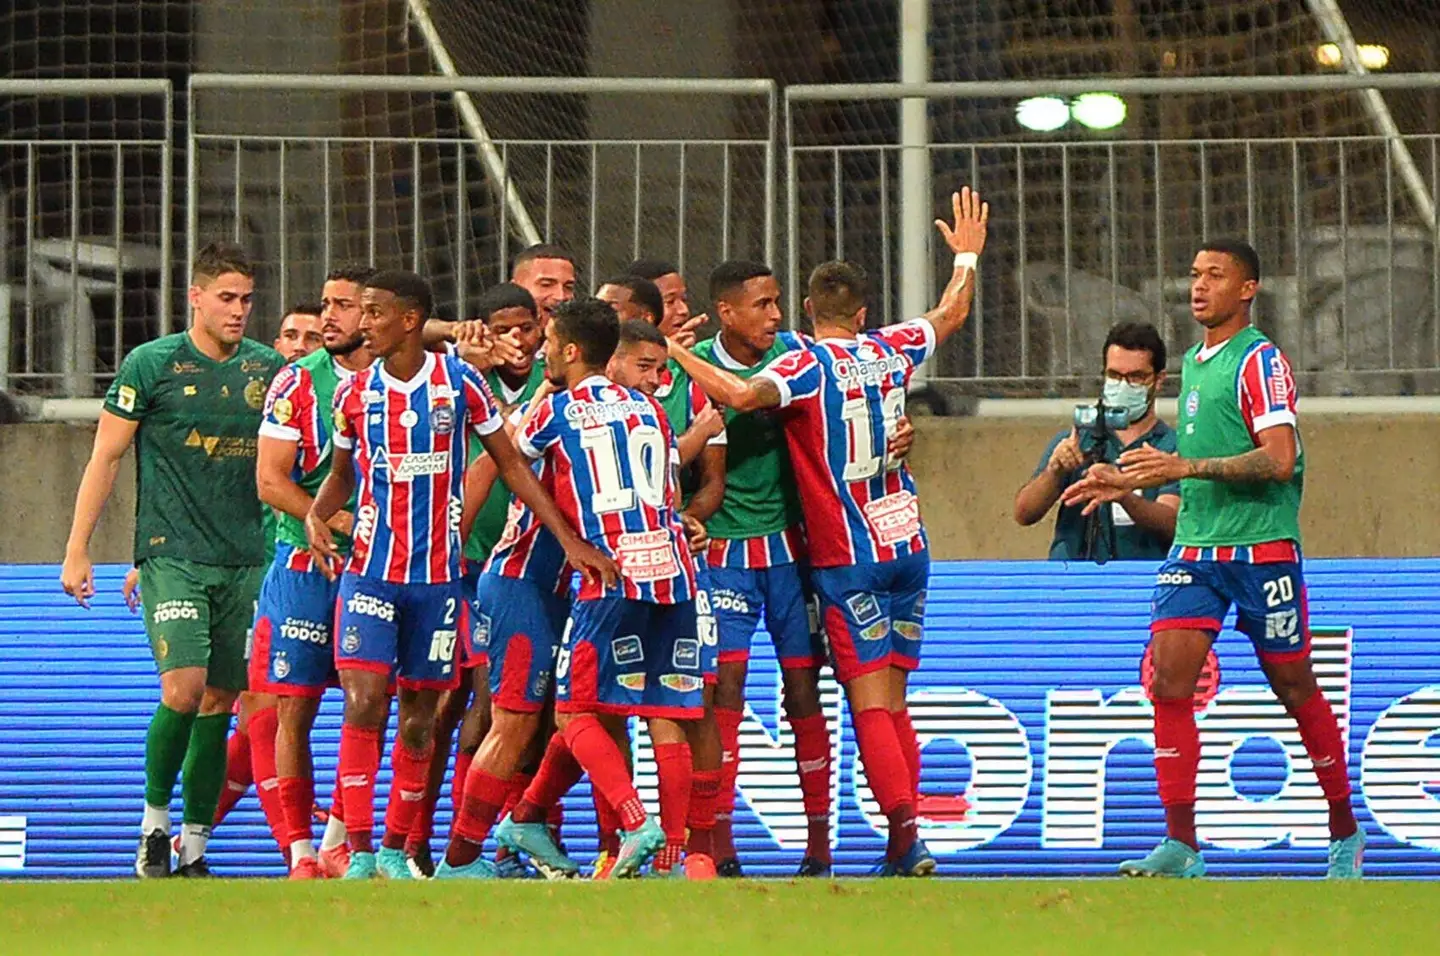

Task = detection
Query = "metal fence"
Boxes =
[786,73,1440,397]
[187,74,777,330]
[0,80,174,398]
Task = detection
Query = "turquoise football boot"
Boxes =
[342,851,378,880]
[609,818,666,880]
[1118,839,1207,878]
[434,857,499,880]
[376,846,414,880]
[495,815,579,877]
[1327,830,1365,879]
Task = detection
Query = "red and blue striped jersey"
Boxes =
[517,375,696,604]
[332,352,502,584]
[756,318,937,569]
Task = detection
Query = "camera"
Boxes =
[1070,400,1129,564]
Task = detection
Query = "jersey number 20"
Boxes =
[841,389,906,482]
[582,424,667,513]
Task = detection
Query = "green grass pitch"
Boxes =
[2,879,1439,955]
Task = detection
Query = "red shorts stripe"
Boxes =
[1151,617,1223,635]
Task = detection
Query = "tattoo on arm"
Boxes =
[1187,448,1280,483]
[751,376,782,410]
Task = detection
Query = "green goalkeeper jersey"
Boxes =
[691,331,805,541]
[463,362,548,564]
[105,332,285,566]
[1174,324,1305,548]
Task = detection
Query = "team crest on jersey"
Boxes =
[611,635,644,665]
[432,403,455,435]
[245,378,266,409]
[845,593,883,625]
[1185,390,1200,417]
[474,613,491,650]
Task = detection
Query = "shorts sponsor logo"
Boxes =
[429,629,458,663]
[914,593,926,617]
[710,589,750,614]
[116,385,137,412]
[611,635,644,666]
[272,652,291,680]
[1157,571,1193,586]
[894,620,923,642]
[152,600,200,624]
[846,593,882,626]
[340,627,361,654]
[280,617,328,645]
[432,404,455,435]
[672,639,701,670]
[859,618,891,642]
[384,451,449,480]
[616,673,646,692]
[660,674,704,693]
[347,593,396,622]
[474,613,492,650]
[1266,609,1300,644]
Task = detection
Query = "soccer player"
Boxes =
[438,298,700,881]
[274,303,324,361]
[669,188,989,875]
[304,271,615,880]
[407,282,548,876]
[681,259,832,876]
[627,258,705,346]
[61,241,286,878]
[510,243,576,327]
[1061,239,1364,879]
[596,274,666,327]
[606,318,726,877]
[251,265,378,879]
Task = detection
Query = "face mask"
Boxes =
[1102,378,1152,426]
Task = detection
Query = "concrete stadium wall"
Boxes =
[0,415,1435,565]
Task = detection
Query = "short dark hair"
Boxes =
[1102,322,1168,374]
[601,274,664,325]
[1198,238,1261,283]
[709,259,773,307]
[627,258,679,282]
[286,301,323,317]
[364,270,434,321]
[325,264,377,285]
[806,260,867,324]
[473,282,537,323]
[511,243,575,275]
[551,297,620,367]
[617,318,667,350]
[192,241,254,284]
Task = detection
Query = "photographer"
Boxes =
[1013,322,1179,561]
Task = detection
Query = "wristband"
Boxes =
[954,252,978,270]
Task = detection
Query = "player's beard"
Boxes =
[325,332,365,356]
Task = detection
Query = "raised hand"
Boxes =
[934,186,989,258]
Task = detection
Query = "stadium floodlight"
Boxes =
[1016,96,1070,132]
[1071,93,1127,131]
[1314,43,1390,70]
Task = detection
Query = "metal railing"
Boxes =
[786,73,1440,396]
[0,80,174,398]
[187,74,777,328]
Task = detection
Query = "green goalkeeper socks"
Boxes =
[144,704,197,810]
[181,712,233,827]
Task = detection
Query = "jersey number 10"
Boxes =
[841,389,906,482]
[582,424,667,514]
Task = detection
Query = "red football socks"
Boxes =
[852,706,917,860]
[687,768,721,858]
[789,713,832,863]
[714,706,744,859]
[594,790,622,856]
[213,724,252,825]
[248,706,288,856]
[1290,689,1357,839]
[654,741,692,867]
[1153,696,1201,849]
[451,750,474,820]
[513,732,583,824]
[890,708,922,801]
[557,715,646,830]
[337,724,382,853]
[447,767,511,867]
[277,775,315,849]
[380,740,434,851]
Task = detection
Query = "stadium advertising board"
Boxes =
[1,561,1437,877]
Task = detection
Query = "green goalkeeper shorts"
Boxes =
[139,556,265,691]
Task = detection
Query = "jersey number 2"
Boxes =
[841,389,906,481]
[582,424,666,513]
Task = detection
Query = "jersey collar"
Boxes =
[377,351,436,393]
[576,373,610,391]
[1195,337,1234,363]
[712,331,761,370]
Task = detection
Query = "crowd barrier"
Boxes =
[1,559,1437,878]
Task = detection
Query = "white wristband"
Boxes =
[954,252,978,270]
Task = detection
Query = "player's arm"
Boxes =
[460,452,501,545]
[684,444,726,524]
[478,427,619,587]
[256,436,354,535]
[60,410,139,606]
[924,186,989,346]
[666,342,783,413]
[303,445,356,581]
[676,402,724,468]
